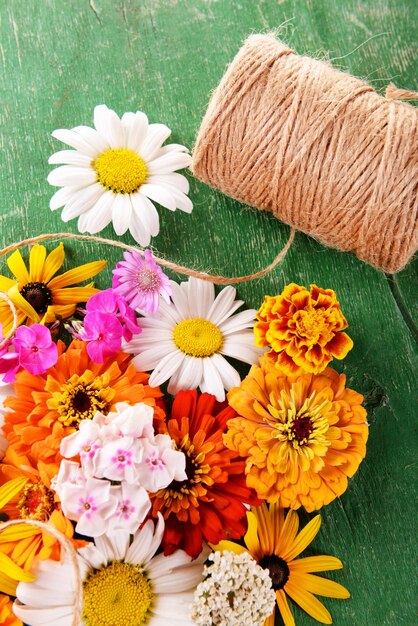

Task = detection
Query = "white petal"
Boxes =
[148,172,189,194]
[13,603,73,626]
[221,336,263,364]
[140,183,177,211]
[112,193,132,235]
[47,165,96,187]
[187,277,215,318]
[152,563,204,593]
[149,350,185,387]
[209,353,241,390]
[50,186,80,211]
[173,356,203,390]
[126,515,164,565]
[94,104,125,148]
[139,123,171,161]
[73,124,110,153]
[131,192,160,236]
[52,128,97,157]
[170,281,191,318]
[219,309,257,334]
[200,356,225,401]
[207,286,240,326]
[94,531,130,561]
[49,150,92,166]
[122,111,149,151]
[131,342,173,371]
[60,183,104,221]
[157,182,193,213]
[147,151,192,175]
[77,191,114,233]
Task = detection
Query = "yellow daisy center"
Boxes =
[47,371,115,427]
[93,148,148,194]
[83,561,153,626]
[271,391,331,451]
[293,308,331,345]
[17,482,55,521]
[173,318,224,357]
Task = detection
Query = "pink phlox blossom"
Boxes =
[109,482,151,533]
[59,476,117,537]
[60,420,102,475]
[86,288,141,342]
[136,434,187,492]
[82,310,124,363]
[112,249,172,314]
[51,460,86,495]
[95,437,143,483]
[12,324,58,375]
[104,402,156,440]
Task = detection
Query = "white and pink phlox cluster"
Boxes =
[52,402,186,537]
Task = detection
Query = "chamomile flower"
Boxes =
[126,277,263,401]
[48,105,193,246]
[14,515,206,626]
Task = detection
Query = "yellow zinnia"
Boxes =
[216,503,350,626]
[0,242,106,335]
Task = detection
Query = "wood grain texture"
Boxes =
[0,1,416,624]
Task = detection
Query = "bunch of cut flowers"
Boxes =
[0,105,368,626]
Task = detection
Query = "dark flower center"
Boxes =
[291,416,314,444]
[72,389,93,414]
[20,281,52,313]
[259,554,290,590]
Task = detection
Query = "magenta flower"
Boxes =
[82,311,124,363]
[12,324,58,376]
[86,289,141,341]
[112,249,172,314]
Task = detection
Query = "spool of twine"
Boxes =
[191,34,418,273]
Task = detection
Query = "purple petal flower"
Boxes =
[112,249,172,314]
[83,311,124,363]
[11,324,58,376]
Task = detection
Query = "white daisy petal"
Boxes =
[72,125,110,153]
[157,182,193,213]
[94,104,125,148]
[131,342,174,371]
[94,531,130,561]
[112,193,132,235]
[52,128,97,157]
[210,353,242,390]
[149,350,186,387]
[188,276,215,318]
[13,604,74,625]
[153,143,190,156]
[200,356,226,401]
[140,183,177,211]
[219,309,258,334]
[207,286,240,326]
[221,335,263,364]
[174,356,203,390]
[131,192,161,236]
[50,185,81,211]
[122,111,149,151]
[61,183,104,222]
[148,172,189,194]
[139,123,171,161]
[129,207,152,246]
[148,151,192,175]
[47,165,97,187]
[170,281,192,318]
[48,150,92,166]
[77,190,114,233]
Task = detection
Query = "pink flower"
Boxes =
[110,482,151,533]
[59,476,117,537]
[82,311,124,363]
[86,289,141,342]
[10,324,58,376]
[112,249,172,314]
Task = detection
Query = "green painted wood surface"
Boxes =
[0,1,416,624]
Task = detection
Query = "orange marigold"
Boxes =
[225,356,368,511]
[254,283,353,375]
[0,594,22,626]
[2,339,164,481]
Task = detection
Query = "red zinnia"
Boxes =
[151,390,259,558]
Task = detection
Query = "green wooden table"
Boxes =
[0,1,416,624]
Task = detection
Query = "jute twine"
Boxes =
[191,34,418,273]
[0,519,83,625]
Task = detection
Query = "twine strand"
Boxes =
[0,519,83,626]
[191,35,418,274]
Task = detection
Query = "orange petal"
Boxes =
[41,243,65,283]
[47,260,107,289]
[6,250,29,283]
[281,515,321,562]
[29,245,47,282]
[285,579,332,624]
[276,589,295,626]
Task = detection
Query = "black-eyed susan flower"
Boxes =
[48,105,193,246]
[216,503,350,626]
[0,243,106,335]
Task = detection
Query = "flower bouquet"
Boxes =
[0,105,368,626]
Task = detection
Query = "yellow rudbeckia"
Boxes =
[0,243,106,335]
[215,503,350,626]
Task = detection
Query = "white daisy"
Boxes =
[125,277,263,401]
[14,515,206,626]
[48,104,193,246]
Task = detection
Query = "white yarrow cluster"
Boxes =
[191,551,276,626]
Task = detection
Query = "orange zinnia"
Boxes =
[2,339,164,481]
[254,283,353,375]
[225,356,368,511]
[0,594,23,626]
[0,451,83,596]
[151,390,259,559]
